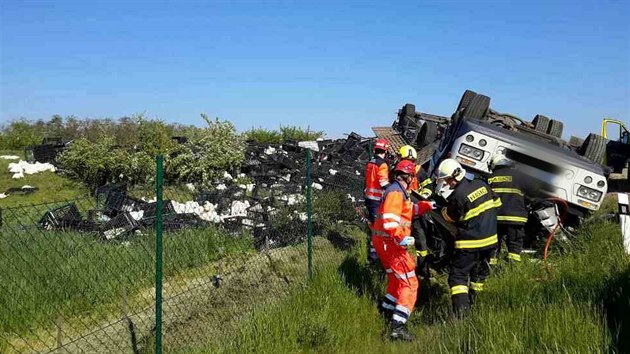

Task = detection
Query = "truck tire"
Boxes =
[401,103,415,117]
[417,122,438,147]
[462,94,490,120]
[456,90,477,112]
[568,136,584,147]
[532,114,550,133]
[580,133,606,165]
[547,119,564,138]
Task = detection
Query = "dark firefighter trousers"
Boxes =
[491,224,524,263]
[448,247,494,314]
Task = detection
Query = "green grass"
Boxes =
[190,217,629,353]
[0,150,87,207]
[0,225,254,352]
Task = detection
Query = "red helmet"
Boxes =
[374,139,390,151]
[394,159,416,175]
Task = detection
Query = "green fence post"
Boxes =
[306,149,313,279]
[155,155,164,354]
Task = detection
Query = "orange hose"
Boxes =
[542,198,569,274]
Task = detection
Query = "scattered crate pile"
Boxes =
[26,135,371,249]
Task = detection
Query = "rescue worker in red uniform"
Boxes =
[437,159,501,316]
[398,145,435,281]
[372,159,434,341]
[364,138,391,264]
[487,154,528,264]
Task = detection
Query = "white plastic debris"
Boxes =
[0,155,19,160]
[347,194,356,203]
[8,160,56,175]
[227,200,250,217]
[355,170,361,176]
[238,173,246,178]
[294,211,308,222]
[264,146,277,155]
[281,174,291,182]
[223,171,233,180]
[312,183,323,190]
[0,193,7,199]
[238,184,255,193]
[130,210,145,221]
[12,172,24,179]
[298,141,319,152]
[318,178,324,182]
[216,184,227,191]
[186,183,196,192]
[329,169,338,176]
[280,194,305,206]
[22,185,34,189]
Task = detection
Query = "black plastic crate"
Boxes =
[100,212,140,240]
[163,213,209,231]
[39,203,82,230]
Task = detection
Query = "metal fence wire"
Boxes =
[0,148,368,353]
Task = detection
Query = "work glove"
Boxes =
[399,236,415,247]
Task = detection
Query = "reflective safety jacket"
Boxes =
[373,181,432,242]
[411,166,433,198]
[364,156,390,201]
[441,176,502,250]
[488,166,528,224]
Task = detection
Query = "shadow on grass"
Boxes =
[337,255,383,301]
[603,265,630,353]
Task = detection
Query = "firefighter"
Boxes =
[437,158,501,316]
[488,154,527,264]
[398,145,434,280]
[364,138,391,264]
[372,159,434,341]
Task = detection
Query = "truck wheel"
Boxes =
[532,115,550,133]
[456,90,477,112]
[580,133,606,165]
[401,103,416,117]
[568,136,584,147]
[462,94,490,120]
[547,119,564,138]
[418,122,438,147]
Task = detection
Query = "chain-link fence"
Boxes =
[0,148,368,353]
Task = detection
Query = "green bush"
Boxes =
[243,127,283,144]
[58,138,155,187]
[280,125,323,141]
[166,115,245,184]
[0,120,45,150]
[243,125,324,144]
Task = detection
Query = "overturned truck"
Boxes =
[374,90,609,266]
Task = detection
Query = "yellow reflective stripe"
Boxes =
[450,285,469,295]
[419,188,432,196]
[463,199,500,221]
[455,234,498,249]
[416,250,429,257]
[493,187,523,196]
[420,178,432,188]
[508,252,522,261]
[497,216,528,223]
[470,282,484,291]
[489,258,498,265]
[441,207,455,223]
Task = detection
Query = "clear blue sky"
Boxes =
[1,0,628,139]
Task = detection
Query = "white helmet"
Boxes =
[489,154,512,170]
[436,158,465,182]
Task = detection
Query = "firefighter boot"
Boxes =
[377,302,394,320]
[390,321,415,341]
